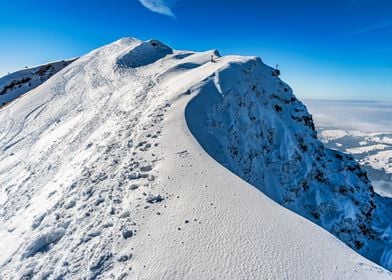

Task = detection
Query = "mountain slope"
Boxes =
[0,59,77,106]
[304,99,392,198]
[317,128,392,198]
[185,59,392,269]
[0,38,390,279]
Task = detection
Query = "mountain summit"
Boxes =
[0,38,390,279]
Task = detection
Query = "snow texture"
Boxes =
[0,59,77,107]
[0,38,391,279]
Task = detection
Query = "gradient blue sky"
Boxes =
[0,0,391,100]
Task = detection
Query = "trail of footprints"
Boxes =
[17,100,173,279]
[7,67,202,278]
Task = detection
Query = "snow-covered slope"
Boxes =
[0,38,390,279]
[0,59,77,106]
[318,129,392,197]
[304,99,392,199]
[184,56,392,270]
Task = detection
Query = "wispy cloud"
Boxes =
[138,0,176,18]
[350,20,392,36]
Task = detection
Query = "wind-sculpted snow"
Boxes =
[116,39,173,68]
[185,57,392,270]
[0,38,390,279]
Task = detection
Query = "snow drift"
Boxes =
[0,38,391,279]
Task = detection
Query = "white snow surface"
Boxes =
[366,150,392,174]
[0,38,391,279]
[0,59,77,106]
[347,144,389,155]
[320,130,350,142]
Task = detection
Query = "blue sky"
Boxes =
[0,0,391,100]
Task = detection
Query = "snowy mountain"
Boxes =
[319,129,392,198]
[0,38,391,279]
[0,59,77,106]
[305,99,392,199]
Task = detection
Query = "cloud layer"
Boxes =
[138,0,176,18]
[305,99,392,132]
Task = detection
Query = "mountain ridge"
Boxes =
[0,37,390,279]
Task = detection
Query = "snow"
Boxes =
[346,144,389,155]
[367,150,392,174]
[0,38,391,279]
[0,59,76,106]
[306,101,392,199]
[320,130,350,142]
[372,181,392,198]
